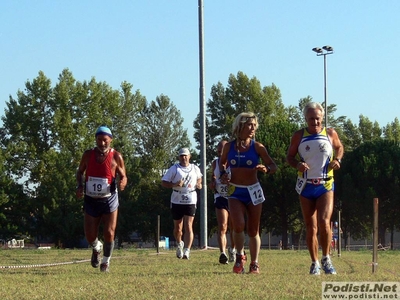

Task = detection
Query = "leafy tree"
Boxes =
[195,71,298,244]
[121,94,191,244]
[4,68,400,249]
[138,94,191,175]
[286,96,312,128]
[0,149,11,220]
[1,69,153,246]
[340,119,362,152]
[258,120,301,249]
[2,71,54,190]
[195,71,286,164]
[383,117,400,142]
[0,147,30,240]
[1,71,60,244]
[336,139,400,247]
[358,115,382,142]
[105,81,146,247]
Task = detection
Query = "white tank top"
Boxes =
[213,158,230,199]
[297,127,333,179]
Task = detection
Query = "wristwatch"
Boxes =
[335,158,342,164]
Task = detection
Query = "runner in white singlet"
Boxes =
[287,102,344,275]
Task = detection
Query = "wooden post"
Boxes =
[157,215,160,254]
[338,210,341,257]
[372,198,378,273]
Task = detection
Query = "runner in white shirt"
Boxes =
[161,148,202,260]
[287,102,344,275]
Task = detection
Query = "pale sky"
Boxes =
[1,1,399,144]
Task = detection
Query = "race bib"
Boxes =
[247,182,265,205]
[178,191,195,204]
[216,183,229,197]
[295,177,306,195]
[86,176,111,198]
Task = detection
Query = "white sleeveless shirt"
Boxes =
[213,158,230,199]
[297,127,334,179]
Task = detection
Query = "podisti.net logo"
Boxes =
[322,282,399,299]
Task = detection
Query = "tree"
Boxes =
[110,82,146,247]
[358,115,382,142]
[2,71,54,189]
[195,71,298,244]
[0,147,30,241]
[340,119,362,152]
[383,117,400,142]
[121,94,191,244]
[137,94,191,175]
[1,69,154,246]
[336,139,400,247]
[195,71,287,164]
[257,120,302,249]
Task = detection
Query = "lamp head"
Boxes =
[322,45,334,52]
[312,47,323,54]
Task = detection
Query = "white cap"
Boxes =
[179,148,190,156]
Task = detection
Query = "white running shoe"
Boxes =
[182,248,190,260]
[176,241,184,259]
[309,262,321,275]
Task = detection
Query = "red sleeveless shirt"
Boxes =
[85,148,115,183]
[85,148,116,198]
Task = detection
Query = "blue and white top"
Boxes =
[297,127,333,179]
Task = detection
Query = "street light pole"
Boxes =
[198,0,207,249]
[312,46,334,128]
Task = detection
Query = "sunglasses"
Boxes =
[241,116,256,123]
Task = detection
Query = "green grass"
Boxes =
[0,248,399,299]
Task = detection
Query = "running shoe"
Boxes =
[309,262,321,275]
[321,257,337,274]
[100,262,109,272]
[91,243,103,268]
[176,241,184,259]
[233,253,246,274]
[182,248,190,260]
[228,247,236,263]
[249,261,260,274]
[219,252,228,264]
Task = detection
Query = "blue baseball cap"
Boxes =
[95,126,113,138]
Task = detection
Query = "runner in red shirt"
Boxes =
[76,126,127,272]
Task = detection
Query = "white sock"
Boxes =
[312,260,320,266]
[322,255,330,261]
[91,239,102,252]
[101,256,110,264]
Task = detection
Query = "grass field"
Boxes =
[0,248,399,299]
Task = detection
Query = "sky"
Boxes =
[1,1,399,145]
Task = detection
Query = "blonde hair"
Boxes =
[303,102,325,118]
[232,112,258,138]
